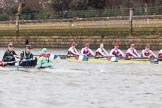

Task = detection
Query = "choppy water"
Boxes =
[0,48,161,108]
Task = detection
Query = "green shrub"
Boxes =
[21,14,31,20]
[0,14,9,21]
[38,13,50,20]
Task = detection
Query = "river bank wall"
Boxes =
[0,35,161,50]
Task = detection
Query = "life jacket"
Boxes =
[112,50,122,57]
[22,51,31,59]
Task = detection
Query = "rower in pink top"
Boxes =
[67,42,79,57]
[95,43,109,57]
[126,43,140,58]
[110,43,124,57]
[141,44,156,59]
[81,43,94,56]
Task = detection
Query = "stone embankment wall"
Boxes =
[0,35,161,50]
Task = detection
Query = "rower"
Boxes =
[35,48,53,69]
[110,43,124,58]
[67,42,79,57]
[19,45,37,66]
[158,49,162,58]
[81,43,94,56]
[2,43,18,66]
[95,43,109,57]
[141,44,156,59]
[126,43,140,58]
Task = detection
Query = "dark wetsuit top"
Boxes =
[2,50,17,66]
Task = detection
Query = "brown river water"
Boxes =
[0,48,161,108]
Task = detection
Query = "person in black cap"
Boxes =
[19,45,37,66]
[2,43,18,66]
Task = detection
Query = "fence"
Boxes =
[0,6,162,21]
[0,6,162,37]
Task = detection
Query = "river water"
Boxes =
[0,48,161,108]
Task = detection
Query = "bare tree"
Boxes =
[17,0,25,14]
[69,0,89,10]
[1,0,18,13]
[0,0,161,14]
[24,0,42,12]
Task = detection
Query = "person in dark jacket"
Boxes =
[2,43,18,66]
[19,45,37,66]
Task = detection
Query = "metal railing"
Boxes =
[0,6,162,37]
[0,6,162,22]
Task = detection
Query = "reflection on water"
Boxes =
[0,48,161,108]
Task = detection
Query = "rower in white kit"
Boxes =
[141,44,156,59]
[95,43,109,57]
[81,43,94,57]
[126,43,140,58]
[109,43,124,58]
[67,42,79,57]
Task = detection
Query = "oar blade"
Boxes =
[75,55,88,61]
[53,55,67,60]
[108,56,120,62]
[150,59,159,64]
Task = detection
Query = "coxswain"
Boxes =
[126,43,140,58]
[81,43,94,56]
[141,44,156,59]
[2,43,18,66]
[19,45,37,66]
[95,43,109,57]
[67,42,79,57]
[109,43,124,58]
[35,48,53,69]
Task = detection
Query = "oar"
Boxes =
[0,58,37,67]
[95,56,160,64]
[157,58,162,61]
[124,57,149,60]
[0,61,18,67]
[95,56,152,62]
[124,57,160,64]
[126,57,162,61]
[34,54,68,60]
[94,56,107,59]
[51,54,162,63]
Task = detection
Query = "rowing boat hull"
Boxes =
[67,58,162,64]
[0,66,53,73]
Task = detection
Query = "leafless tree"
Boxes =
[1,0,18,13]
[0,0,161,14]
